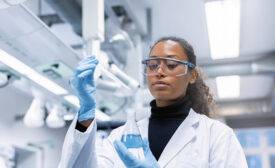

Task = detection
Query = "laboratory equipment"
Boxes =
[120,109,145,160]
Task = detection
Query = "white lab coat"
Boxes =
[58,109,248,168]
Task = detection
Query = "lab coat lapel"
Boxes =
[158,110,200,167]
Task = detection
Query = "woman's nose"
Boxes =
[156,64,166,77]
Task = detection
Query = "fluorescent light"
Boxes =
[64,95,80,107]
[205,0,240,59]
[29,73,68,95]
[216,75,240,98]
[0,49,68,95]
[0,50,37,75]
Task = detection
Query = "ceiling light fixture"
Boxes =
[205,0,241,59]
[0,49,68,95]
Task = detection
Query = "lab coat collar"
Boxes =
[157,109,200,167]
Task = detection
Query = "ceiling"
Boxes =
[0,0,274,123]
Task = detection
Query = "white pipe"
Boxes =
[110,64,140,89]
[98,64,130,89]
[96,79,121,92]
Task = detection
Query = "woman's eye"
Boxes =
[148,64,159,70]
[167,64,178,69]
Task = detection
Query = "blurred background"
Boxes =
[0,0,274,167]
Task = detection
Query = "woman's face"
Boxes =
[147,40,197,106]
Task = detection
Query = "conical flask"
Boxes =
[120,109,145,160]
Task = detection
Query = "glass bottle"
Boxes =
[120,109,145,160]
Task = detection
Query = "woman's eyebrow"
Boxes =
[167,55,178,58]
[149,55,178,58]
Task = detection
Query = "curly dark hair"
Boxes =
[151,36,216,117]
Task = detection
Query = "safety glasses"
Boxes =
[141,57,195,77]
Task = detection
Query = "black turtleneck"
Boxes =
[149,95,191,160]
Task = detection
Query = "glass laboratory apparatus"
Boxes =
[120,109,145,160]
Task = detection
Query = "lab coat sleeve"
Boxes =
[58,115,116,168]
[209,121,248,168]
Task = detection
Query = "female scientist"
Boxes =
[59,37,248,168]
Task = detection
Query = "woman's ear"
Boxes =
[189,67,198,84]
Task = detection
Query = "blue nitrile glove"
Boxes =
[113,138,160,168]
[70,56,99,122]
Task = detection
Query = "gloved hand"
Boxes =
[70,56,99,122]
[113,138,160,168]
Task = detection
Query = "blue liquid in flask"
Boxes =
[120,109,145,160]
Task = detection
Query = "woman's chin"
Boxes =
[153,92,173,100]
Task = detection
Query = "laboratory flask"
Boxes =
[120,109,145,160]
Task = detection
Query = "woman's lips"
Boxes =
[152,81,169,88]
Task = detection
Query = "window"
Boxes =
[235,127,275,168]
[267,129,275,147]
[246,155,262,168]
[237,130,260,148]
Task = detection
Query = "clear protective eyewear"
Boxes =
[141,57,195,77]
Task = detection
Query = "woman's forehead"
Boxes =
[149,40,187,60]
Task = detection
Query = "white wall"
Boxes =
[0,84,68,168]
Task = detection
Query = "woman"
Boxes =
[59,37,248,168]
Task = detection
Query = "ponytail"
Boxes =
[187,68,216,117]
